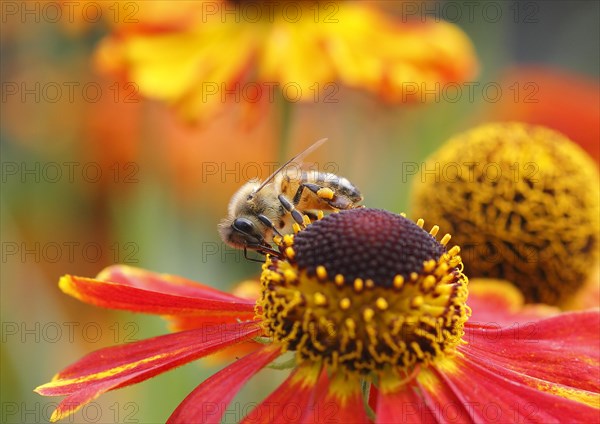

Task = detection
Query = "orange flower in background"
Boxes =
[485,66,600,163]
[37,209,599,423]
[94,0,478,121]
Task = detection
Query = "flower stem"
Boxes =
[277,93,293,164]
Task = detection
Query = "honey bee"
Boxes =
[219,138,363,257]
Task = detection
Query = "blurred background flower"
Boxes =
[94,0,478,122]
[2,1,598,423]
[410,122,599,305]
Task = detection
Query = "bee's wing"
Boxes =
[251,138,328,197]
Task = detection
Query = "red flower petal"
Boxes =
[35,322,261,422]
[166,314,254,332]
[240,365,322,424]
[430,356,599,423]
[464,311,600,394]
[376,380,440,424]
[302,371,370,424]
[167,345,282,424]
[59,275,255,316]
[97,265,248,303]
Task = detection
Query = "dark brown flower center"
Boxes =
[293,209,446,288]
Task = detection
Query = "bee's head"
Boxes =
[218,216,266,250]
[219,180,269,251]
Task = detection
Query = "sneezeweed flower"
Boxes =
[36,208,600,423]
[94,0,478,121]
[411,122,600,305]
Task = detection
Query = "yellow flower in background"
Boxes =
[411,123,600,306]
[95,0,478,121]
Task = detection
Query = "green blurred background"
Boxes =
[1,1,598,423]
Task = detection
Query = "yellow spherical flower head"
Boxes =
[411,122,600,305]
[258,208,469,378]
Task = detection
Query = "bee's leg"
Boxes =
[278,194,305,226]
[293,182,353,210]
[243,247,265,263]
[257,214,282,237]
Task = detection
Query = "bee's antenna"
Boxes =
[249,138,329,198]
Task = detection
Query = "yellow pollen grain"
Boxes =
[314,292,327,306]
[285,247,295,259]
[411,296,424,308]
[317,187,335,200]
[363,308,375,322]
[416,218,425,228]
[429,225,440,236]
[448,246,461,257]
[440,234,451,246]
[366,279,375,288]
[283,234,294,246]
[339,298,351,310]
[393,275,404,289]
[316,265,327,280]
[375,297,388,310]
[302,215,312,226]
[335,274,345,286]
[354,278,364,292]
[400,212,407,217]
[317,210,324,220]
[293,223,301,234]
[272,235,283,245]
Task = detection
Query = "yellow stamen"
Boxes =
[440,234,451,246]
[354,278,364,292]
[314,292,327,306]
[283,269,297,283]
[393,275,404,289]
[448,246,461,257]
[411,296,424,308]
[375,297,388,310]
[316,265,328,280]
[423,259,436,273]
[285,247,295,259]
[422,276,436,291]
[283,234,294,246]
[339,298,351,310]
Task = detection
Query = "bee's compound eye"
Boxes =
[233,218,255,235]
